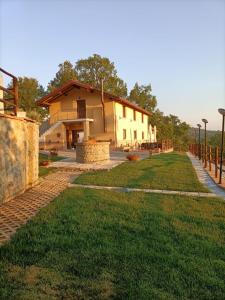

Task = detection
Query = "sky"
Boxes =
[0,0,224,130]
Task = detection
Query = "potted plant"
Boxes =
[126,154,140,161]
[39,160,50,166]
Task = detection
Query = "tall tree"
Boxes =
[75,54,127,97]
[150,110,190,150]
[48,60,77,92]
[129,83,157,113]
[7,77,47,121]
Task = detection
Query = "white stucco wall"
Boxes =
[149,124,157,143]
[114,102,150,146]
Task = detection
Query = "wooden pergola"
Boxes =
[0,67,18,116]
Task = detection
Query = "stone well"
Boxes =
[76,142,110,163]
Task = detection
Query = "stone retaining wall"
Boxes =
[0,114,39,203]
[76,142,110,163]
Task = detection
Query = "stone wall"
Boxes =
[76,142,110,163]
[0,114,39,204]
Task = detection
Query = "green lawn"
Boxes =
[0,188,225,299]
[39,153,66,177]
[39,153,66,163]
[75,152,209,192]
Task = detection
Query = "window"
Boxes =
[123,129,126,140]
[142,131,144,139]
[141,113,144,123]
[123,106,126,118]
[134,130,137,140]
[133,110,136,121]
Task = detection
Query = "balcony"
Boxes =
[50,111,80,124]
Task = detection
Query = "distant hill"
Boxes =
[189,127,221,141]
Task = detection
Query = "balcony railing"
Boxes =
[50,111,77,124]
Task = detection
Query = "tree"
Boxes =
[129,83,157,113]
[150,110,190,150]
[75,54,127,97]
[7,77,48,121]
[48,60,77,92]
[209,132,221,147]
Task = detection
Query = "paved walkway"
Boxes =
[187,152,225,200]
[40,150,150,171]
[69,183,217,198]
[0,171,80,245]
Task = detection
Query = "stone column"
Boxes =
[83,120,90,142]
[68,130,72,148]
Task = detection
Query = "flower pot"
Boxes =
[126,154,140,161]
[40,160,50,166]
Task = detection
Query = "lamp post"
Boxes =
[218,108,225,184]
[202,119,208,168]
[197,124,201,160]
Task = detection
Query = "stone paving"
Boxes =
[40,150,150,171]
[187,152,225,200]
[48,158,124,171]
[69,183,217,198]
[0,171,81,245]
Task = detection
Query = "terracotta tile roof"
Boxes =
[37,80,151,116]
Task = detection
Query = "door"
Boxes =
[72,130,78,147]
[71,130,84,147]
[77,100,86,118]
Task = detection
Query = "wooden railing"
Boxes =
[0,67,19,116]
[50,111,77,124]
[189,143,224,183]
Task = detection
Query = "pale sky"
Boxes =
[0,0,224,130]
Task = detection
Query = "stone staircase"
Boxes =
[39,120,62,141]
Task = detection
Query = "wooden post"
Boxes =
[209,146,212,171]
[101,79,106,133]
[215,147,218,178]
[13,77,18,116]
[201,144,204,163]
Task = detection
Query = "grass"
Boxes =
[0,188,225,299]
[39,153,66,163]
[75,152,209,192]
[38,153,66,177]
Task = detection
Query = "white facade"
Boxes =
[149,124,157,143]
[114,102,156,147]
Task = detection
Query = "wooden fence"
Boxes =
[189,143,224,183]
[0,67,19,116]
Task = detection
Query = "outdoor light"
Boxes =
[202,119,208,168]
[218,108,225,184]
[197,124,201,160]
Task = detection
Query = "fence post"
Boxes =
[205,145,208,168]
[215,147,218,178]
[209,146,212,171]
[201,144,204,163]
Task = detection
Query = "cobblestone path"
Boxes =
[0,171,80,245]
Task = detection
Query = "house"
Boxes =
[37,80,157,149]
